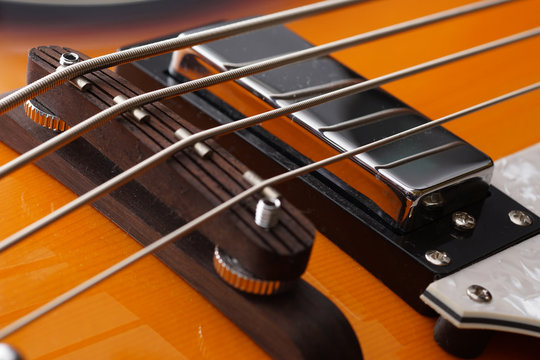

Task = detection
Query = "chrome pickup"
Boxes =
[170,25,493,232]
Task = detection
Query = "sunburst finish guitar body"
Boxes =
[0,1,539,359]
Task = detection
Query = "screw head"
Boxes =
[422,192,444,209]
[508,210,532,227]
[59,52,80,66]
[452,211,476,231]
[467,285,492,303]
[425,250,451,266]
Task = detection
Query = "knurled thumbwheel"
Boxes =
[213,247,292,295]
[24,100,70,132]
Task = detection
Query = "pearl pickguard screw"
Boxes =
[466,285,492,303]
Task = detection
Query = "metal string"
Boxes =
[0,0,511,179]
[0,26,537,254]
[0,0,364,115]
[0,81,537,340]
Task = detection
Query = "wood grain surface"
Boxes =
[0,1,538,359]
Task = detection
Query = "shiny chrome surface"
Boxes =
[175,25,493,231]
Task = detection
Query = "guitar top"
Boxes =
[0,0,539,359]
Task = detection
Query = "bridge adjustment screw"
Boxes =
[452,211,476,231]
[466,285,492,303]
[425,250,451,266]
[213,247,286,295]
[57,52,91,91]
[255,198,281,229]
[508,210,532,227]
[59,52,80,66]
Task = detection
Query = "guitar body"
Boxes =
[0,1,538,359]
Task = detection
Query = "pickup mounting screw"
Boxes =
[425,250,451,266]
[508,210,532,227]
[467,285,492,303]
[422,192,444,209]
[452,211,476,231]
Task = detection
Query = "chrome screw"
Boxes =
[422,192,444,209]
[452,211,476,231]
[508,210,533,227]
[59,52,80,66]
[57,52,92,91]
[255,198,281,229]
[466,285,492,303]
[425,250,451,266]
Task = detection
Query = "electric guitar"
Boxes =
[0,0,538,359]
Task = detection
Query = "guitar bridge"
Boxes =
[0,45,367,359]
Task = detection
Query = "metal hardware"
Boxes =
[59,52,79,66]
[177,24,494,232]
[113,95,150,123]
[319,107,415,132]
[174,128,212,158]
[0,343,22,360]
[425,250,451,266]
[213,247,284,295]
[466,285,492,303]
[508,210,533,227]
[24,100,69,132]
[421,192,445,209]
[255,198,281,229]
[56,52,91,91]
[452,211,476,231]
[243,170,281,201]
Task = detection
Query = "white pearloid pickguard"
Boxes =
[421,143,540,337]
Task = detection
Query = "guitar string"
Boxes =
[0,0,511,179]
[0,27,537,253]
[0,0,365,115]
[0,0,539,342]
[0,81,537,340]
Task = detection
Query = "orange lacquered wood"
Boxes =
[0,1,538,359]
[288,0,540,160]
